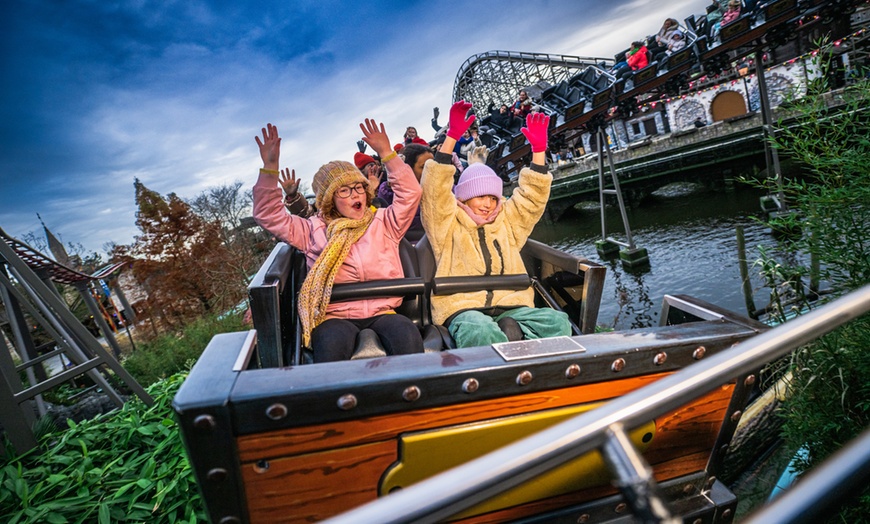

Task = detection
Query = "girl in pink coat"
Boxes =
[253,120,424,362]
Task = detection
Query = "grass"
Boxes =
[120,312,247,386]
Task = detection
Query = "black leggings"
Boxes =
[311,314,424,363]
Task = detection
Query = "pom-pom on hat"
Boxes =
[312,161,369,221]
[353,152,376,169]
[453,163,502,202]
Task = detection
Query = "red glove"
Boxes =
[521,112,550,152]
[446,100,475,140]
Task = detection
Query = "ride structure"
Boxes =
[0,228,153,455]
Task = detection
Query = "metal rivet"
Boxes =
[722,508,733,520]
[402,386,421,402]
[253,460,270,474]
[516,370,533,386]
[683,483,695,496]
[565,364,581,379]
[193,414,216,431]
[462,378,479,393]
[615,502,627,513]
[577,514,590,523]
[744,374,756,387]
[265,403,288,420]
[611,358,626,372]
[653,352,667,365]
[337,394,358,411]
[705,476,717,490]
[219,517,241,524]
[693,346,706,360]
[207,468,228,482]
[730,410,743,422]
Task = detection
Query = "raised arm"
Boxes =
[521,112,549,167]
[256,123,280,171]
[437,100,475,157]
[360,118,421,237]
[252,123,312,248]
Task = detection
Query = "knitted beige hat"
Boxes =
[312,161,370,221]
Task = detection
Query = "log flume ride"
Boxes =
[173,2,870,522]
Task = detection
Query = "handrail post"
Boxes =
[601,423,681,524]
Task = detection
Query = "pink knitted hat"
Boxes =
[453,163,502,202]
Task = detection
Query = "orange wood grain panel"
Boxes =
[238,382,735,523]
[238,373,674,462]
[644,384,734,466]
[243,440,398,524]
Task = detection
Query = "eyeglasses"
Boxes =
[335,183,366,198]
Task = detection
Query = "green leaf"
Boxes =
[98,502,111,524]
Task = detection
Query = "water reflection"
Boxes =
[532,186,780,330]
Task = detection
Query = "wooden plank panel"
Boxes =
[238,373,671,462]
[244,440,397,524]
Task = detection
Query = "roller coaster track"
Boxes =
[451,0,866,171]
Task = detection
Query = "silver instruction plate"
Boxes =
[492,336,586,361]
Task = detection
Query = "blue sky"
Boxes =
[0,0,707,255]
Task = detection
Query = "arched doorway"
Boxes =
[710,90,747,121]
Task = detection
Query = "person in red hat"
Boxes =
[353,151,384,194]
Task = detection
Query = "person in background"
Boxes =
[404,126,429,146]
[420,100,571,348]
[720,0,742,29]
[511,90,533,120]
[253,120,424,362]
[353,151,386,206]
[648,18,681,57]
[654,30,686,67]
[707,0,724,38]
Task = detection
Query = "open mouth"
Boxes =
[352,201,363,210]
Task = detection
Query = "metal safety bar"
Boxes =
[323,285,870,524]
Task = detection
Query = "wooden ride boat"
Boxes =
[173,236,768,523]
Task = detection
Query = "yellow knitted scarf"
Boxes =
[298,208,375,347]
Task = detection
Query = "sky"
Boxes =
[0,0,709,257]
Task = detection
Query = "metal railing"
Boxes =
[323,285,870,524]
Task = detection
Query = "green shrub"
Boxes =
[778,315,870,522]
[752,44,870,519]
[0,373,205,523]
[122,312,247,386]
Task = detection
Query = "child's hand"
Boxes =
[521,113,550,153]
[446,100,475,140]
[279,168,300,197]
[467,146,489,165]
[255,123,281,170]
[360,119,391,158]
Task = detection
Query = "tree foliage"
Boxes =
[111,179,247,332]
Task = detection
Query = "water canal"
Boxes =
[531,182,781,330]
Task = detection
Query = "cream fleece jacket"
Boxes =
[420,157,552,325]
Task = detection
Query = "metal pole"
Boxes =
[601,126,637,250]
[597,129,608,240]
[755,50,786,210]
[75,282,124,360]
